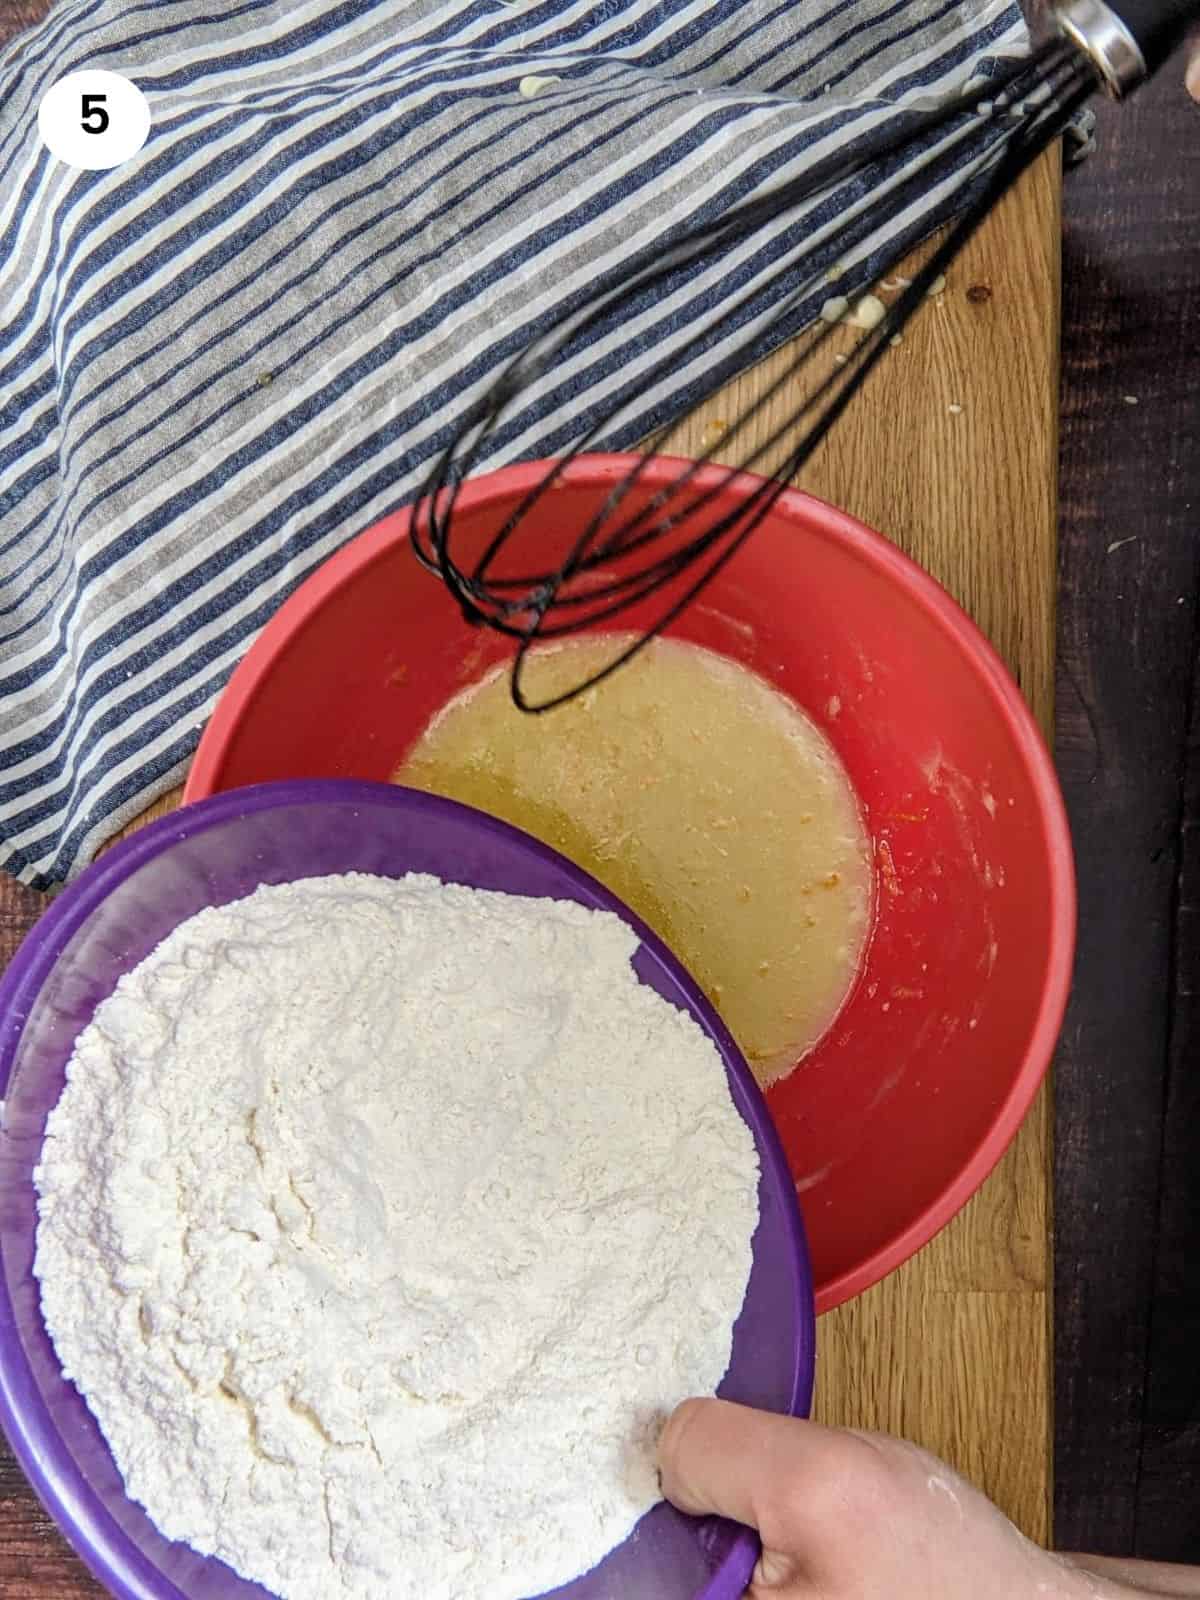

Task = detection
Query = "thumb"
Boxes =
[658,1397,845,1537]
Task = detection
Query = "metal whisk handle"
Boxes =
[1053,0,1199,94]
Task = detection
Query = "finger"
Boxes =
[658,1398,850,1535]
[1188,28,1200,103]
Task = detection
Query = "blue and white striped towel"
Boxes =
[1,0,1027,890]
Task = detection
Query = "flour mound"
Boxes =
[34,873,759,1600]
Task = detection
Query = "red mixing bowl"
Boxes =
[186,456,1076,1312]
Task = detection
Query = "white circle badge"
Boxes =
[38,70,151,171]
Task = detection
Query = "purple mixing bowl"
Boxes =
[0,780,815,1600]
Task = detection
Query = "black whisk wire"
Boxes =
[408,38,1098,712]
[508,43,1093,617]
[409,43,1067,583]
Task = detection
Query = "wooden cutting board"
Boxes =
[0,86,1061,1591]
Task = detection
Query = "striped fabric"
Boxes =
[0,0,1027,890]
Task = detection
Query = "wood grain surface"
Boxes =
[0,0,45,41]
[0,1,1061,1589]
[1054,67,1200,1561]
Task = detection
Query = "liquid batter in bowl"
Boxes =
[395,635,873,1085]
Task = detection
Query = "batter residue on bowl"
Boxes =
[395,635,873,1085]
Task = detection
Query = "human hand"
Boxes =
[658,1399,1200,1599]
[1188,32,1200,101]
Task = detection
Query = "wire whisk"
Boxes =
[411,0,1197,711]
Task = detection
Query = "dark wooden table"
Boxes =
[1055,68,1200,1561]
[1,0,1198,1584]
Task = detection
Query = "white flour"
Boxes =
[34,873,759,1600]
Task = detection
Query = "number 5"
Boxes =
[80,93,109,135]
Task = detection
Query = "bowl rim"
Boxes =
[0,777,814,1600]
[184,453,1077,1312]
